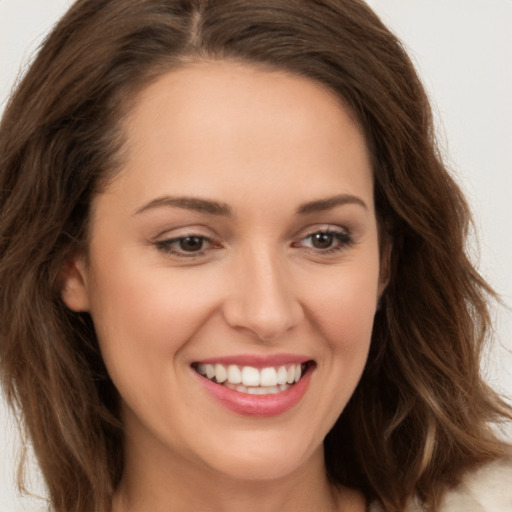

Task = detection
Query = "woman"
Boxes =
[0,1,510,511]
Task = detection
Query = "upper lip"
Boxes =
[192,353,313,368]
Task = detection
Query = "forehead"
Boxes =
[103,60,373,213]
[125,60,363,149]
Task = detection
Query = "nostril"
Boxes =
[222,297,304,341]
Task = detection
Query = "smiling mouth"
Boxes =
[192,361,315,395]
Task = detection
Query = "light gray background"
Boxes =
[1,1,511,510]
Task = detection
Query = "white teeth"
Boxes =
[286,366,295,384]
[241,366,260,387]
[276,365,288,385]
[225,382,249,393]
[294,364,302,383]
[197,362,307,390]
[260,367,278,386]
[215,363,227,383]
[227,365,242,384]
[225,382,287,395]
[205,364,215,380]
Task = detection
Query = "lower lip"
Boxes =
[194,369,313,417]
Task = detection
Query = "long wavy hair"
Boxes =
[0,1,510,511]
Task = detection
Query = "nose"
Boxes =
[222,247,304,341]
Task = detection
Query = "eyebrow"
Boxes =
[296,194,368,215]
[134,196,232,216]
[134,193,367,217]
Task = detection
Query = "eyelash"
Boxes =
[155,234,217,258]
[154,227,354,258]
[295,229,354,254]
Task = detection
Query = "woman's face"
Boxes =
[63,61,385,482]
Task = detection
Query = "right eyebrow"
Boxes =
[133,196,233,216]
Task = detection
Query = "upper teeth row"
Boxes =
[196,363,302,387]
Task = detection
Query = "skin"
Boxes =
[62,61,386,512]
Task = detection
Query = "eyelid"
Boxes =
[291,224,354,253]
[152,223,215,240]
[152,223,354,259]
[293,223,352,241]
[155,234,219,258]
[152,225,223,259]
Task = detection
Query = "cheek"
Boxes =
[85,258,223,386]
[290,258,380,446]
[307,261,380,354]
[85,266,229,439]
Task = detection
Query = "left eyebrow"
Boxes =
[296,194,368,215]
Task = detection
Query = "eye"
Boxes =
[309,232,337,249]
[295,228,353,254]
[175,235,207,252]
[155,234,216,257]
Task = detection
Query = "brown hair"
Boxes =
[0,1,510,511]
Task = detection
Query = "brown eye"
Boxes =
[179,236,205,252]
[294,228,353,254]
[310,232,334,249]
[156,234,214,257]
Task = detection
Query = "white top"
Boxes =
[369,458,512,511]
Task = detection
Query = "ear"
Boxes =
[60,256,90,312]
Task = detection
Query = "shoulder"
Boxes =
[437,458,512,512]
[368,458,512,512]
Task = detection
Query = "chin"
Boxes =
[196,428,323,482]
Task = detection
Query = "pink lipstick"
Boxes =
[191,356,315,417]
